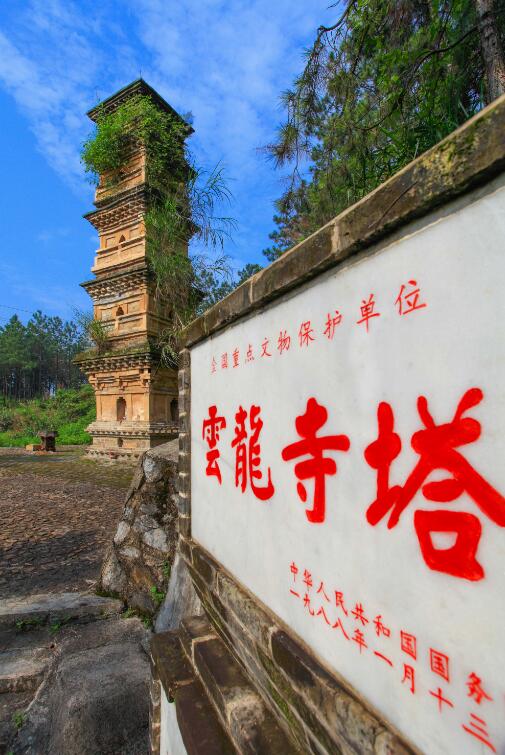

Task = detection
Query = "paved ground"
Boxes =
[0,447,133,600]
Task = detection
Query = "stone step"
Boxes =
[150,630,236,755]
[151,616,302,754]
[0,647,52,694]
[0,592,123,630]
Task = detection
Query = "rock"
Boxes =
[11,618,150,755]
[113,521,131,546]
[129,590,155,615]
[120,546,141,560]
[0,691,33,753]
[139,501,158,515]
[100,549,127,595]
[142,527,168,550]
[133,514,159,533]
[143,440,178,483]
[0,647,52,693]
[155,551,202,633]
[0,593,123,630]
[143,454,164,483]
[123,504,135,522]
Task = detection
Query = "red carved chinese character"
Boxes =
[202,406,226,484]
[277,330,291,354]
[246,344,254,362]
[365,389,505,581]
[332,617,350,639]
[324,310,343,340]
[282,398,350,523]
[352,628,368,653]
[462,713,496,752]
[231,405,275,500]
[303,569,313,590]
[303,592,315,616]
[317,606,331,625]
[352,603,369,626]
[400,631,417,660]
[374,652,393,667]
[289,562,300,598]
[232,348,240,368]
[211,357,217,373]
[299,321,315,347]
[402,664,415,694]
[221,353,228,369]
[335,591,348,616]
[316,582,330,602]
[374,615,391,637]
[357,293,380,331]
[429,687,454,713]
[261,338,272,357]
[467,673,493,705]
[430,649,450,682]
[395,279,427,316]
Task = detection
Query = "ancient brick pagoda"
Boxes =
[76,80,192,458]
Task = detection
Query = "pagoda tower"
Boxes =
[76,80,192,458]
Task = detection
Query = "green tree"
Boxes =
[0,313,86,400]
[265,0,505,260]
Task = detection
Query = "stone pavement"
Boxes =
[0,447,133,599]
[0,448,150,754]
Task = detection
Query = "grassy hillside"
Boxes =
[0,385,95,447]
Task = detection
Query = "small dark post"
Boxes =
[39,430,57,452]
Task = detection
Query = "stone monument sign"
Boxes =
[190,180,505,753]
[182,100,505,754]
[147,96,505,754]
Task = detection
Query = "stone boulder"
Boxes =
[10,617,149,755]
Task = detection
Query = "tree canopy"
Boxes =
[264,0,505,261]
[0,312,87,400]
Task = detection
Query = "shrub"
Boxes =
[0,407,14,432]
[0,387,94,447]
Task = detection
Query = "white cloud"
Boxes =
[0,0,140,192]
[0,0,334,263]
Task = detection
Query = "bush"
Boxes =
[0,386,95,447]
[57,421,93,445]
[0,431,39,448]
[0,407,14,432]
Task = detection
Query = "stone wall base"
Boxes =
[98,440,179,614]
[177,540,415,755]
[150,615,301,754]
[86,427,177,460]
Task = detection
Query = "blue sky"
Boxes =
[0,0,334,323]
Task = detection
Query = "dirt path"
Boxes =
[0,448,133,599]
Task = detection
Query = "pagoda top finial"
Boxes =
[87,78,193,133]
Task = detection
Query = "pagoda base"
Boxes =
[85,420,177,460]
